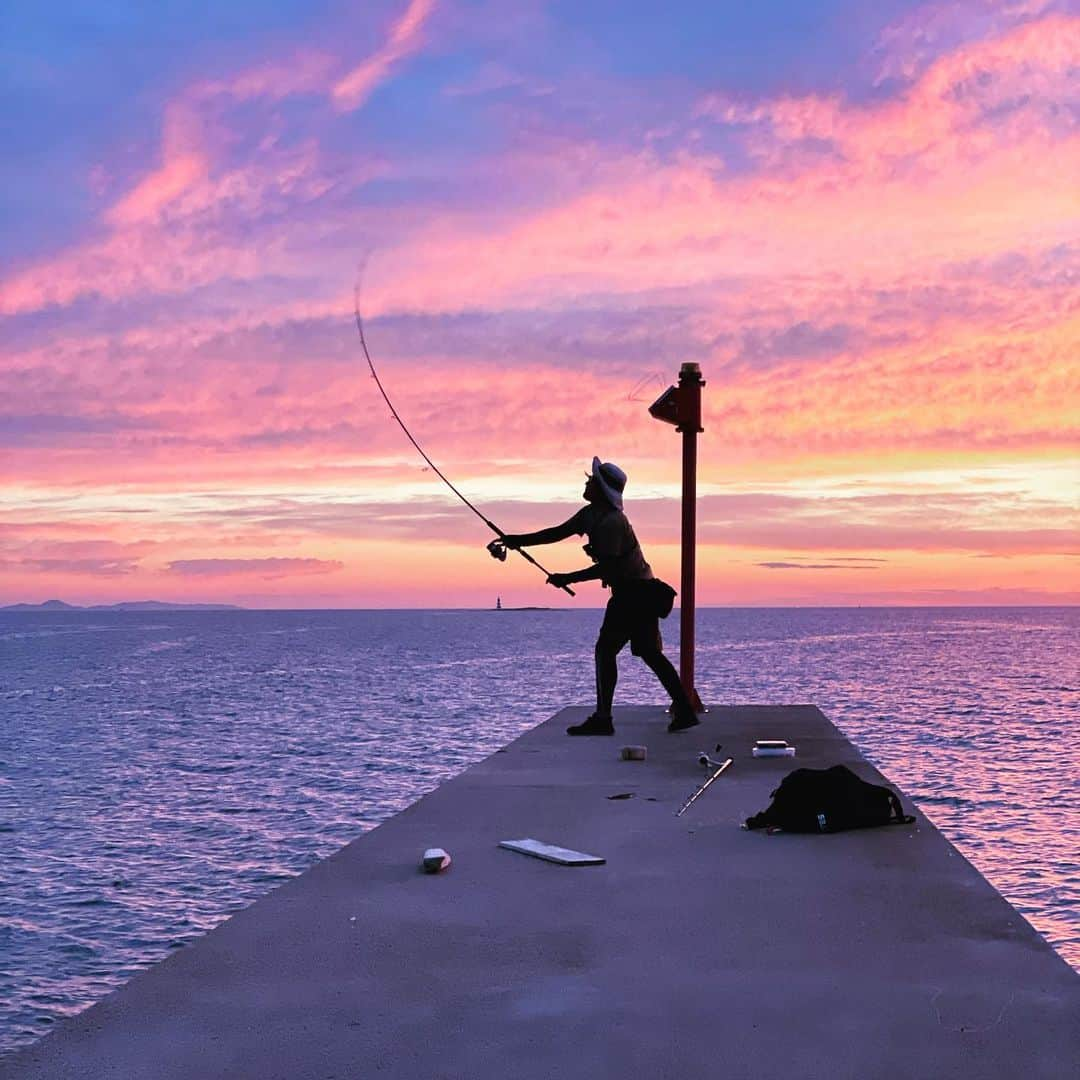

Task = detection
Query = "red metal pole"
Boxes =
[677,363,704,711]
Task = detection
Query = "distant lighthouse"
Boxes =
[496,596,502,610]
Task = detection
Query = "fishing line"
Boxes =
[353,283,574,596]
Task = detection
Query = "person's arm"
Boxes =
[502,509,585,549]
[546,564,604,589]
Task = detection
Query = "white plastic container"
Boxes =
[752,740,796,758]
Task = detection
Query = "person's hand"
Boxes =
[546,572,572,589]
[501,534,523,550]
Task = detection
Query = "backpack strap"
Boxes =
[888,791,916,825]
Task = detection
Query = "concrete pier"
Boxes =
[3,705,1077,1079]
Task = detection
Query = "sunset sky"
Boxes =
[2,0,1077,608]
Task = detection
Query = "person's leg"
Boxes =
[595,593,632,716]
[595,632,621,718]
[630,615,700,730]
[638,644,685,704]
[567,597,630,735]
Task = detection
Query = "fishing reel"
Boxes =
[487,539,507,562]
[698,744,726,768]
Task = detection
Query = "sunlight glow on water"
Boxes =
[1,607,1076,1054]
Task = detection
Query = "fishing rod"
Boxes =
[353,285,575,596]
[676,754,733,817]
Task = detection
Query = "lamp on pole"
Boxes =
[648,362,705,711]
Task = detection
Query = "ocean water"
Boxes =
[0,606,1077,1055]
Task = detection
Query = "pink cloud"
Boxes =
[0,535,157,578]
[5,10,1074,326]
[149,491,1078,559]
[332,0,437,111]
[107,152,207,228]
[1,291,1076,499]
[105,48,339,231]
[2,5,1075,325]
[191,50,338,103]
[2,495,1073,607]
[165,557,344,578]
[698,13,1079,182]
[106,104,210,227]
[0,557,139,577]
[868,0,1061,86]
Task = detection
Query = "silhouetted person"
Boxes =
[497,458,699,736]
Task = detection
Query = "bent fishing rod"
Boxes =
[353,286,574,596]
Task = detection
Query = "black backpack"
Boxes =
[745,764,915,833]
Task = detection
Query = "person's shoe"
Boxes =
[667,707,700,733]
[567,713,615,736]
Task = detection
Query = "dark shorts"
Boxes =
[598,582,662,657]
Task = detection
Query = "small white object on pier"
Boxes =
[753,740,796,757]
[422,848,452,873]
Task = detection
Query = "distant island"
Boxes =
[494,597,554,612]
[1,600,243,612]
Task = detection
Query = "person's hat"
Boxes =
[589,457,627,510]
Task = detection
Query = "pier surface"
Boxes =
[3,705,1077,1079]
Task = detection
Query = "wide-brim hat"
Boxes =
[589,457,627,510]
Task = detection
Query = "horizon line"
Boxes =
[3,603,1078,612]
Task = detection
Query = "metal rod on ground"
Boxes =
[675,756,732,817]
